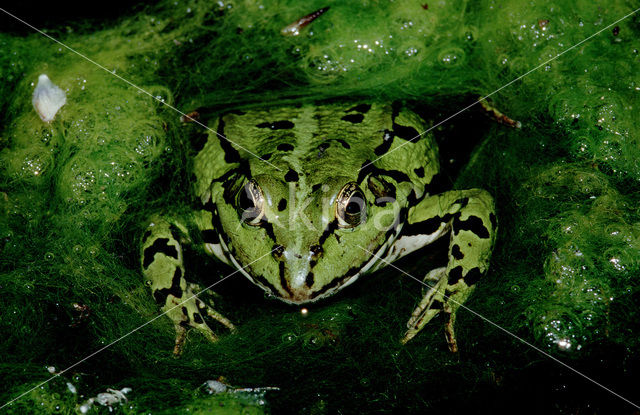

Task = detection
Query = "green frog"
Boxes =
[140,102,497,354]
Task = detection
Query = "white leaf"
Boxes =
[32,74,67,122]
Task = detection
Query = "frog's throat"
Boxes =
[226,241,392,305]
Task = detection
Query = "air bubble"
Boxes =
[303,334,323,350]
[438,48,464,67]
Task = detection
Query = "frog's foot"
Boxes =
[479,99,522,129]
[165,283,236,356]
[401,267,448,346]
[401,267,461,352]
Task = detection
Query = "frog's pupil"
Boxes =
[346,192,365,216]
[346,200,361,214]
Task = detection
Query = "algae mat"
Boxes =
[1,0,640,413]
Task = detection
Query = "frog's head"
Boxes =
[214,170,404,304]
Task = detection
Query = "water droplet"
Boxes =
[44,252,55,261]
[438,48,464,67]
[281,333,297,343]
[303,334,323,350]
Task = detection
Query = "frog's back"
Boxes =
[193,102,440,202]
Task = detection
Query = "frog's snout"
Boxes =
[270,244,321,303]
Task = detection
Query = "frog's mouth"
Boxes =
[226,241,392,304]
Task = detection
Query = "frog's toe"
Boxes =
[169,287,235,355]
[195,296,236,333]
[401,267,447,345]
[171,305,235,356]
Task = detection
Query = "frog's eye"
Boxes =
[335,182,367,228]
[237,179,266,226]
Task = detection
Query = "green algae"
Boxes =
[2,0,640,413]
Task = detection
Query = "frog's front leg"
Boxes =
[391,189,496,351]
[141,215,235,355]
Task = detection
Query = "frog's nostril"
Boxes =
[310,244,323,258]
[273,244,285,259]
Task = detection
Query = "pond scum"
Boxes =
[1,0,640,413]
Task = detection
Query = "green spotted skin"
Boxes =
[141,102,497,351]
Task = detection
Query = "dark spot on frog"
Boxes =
[278,198,287,211]
[453,215,490,239]
[202,229,220,244]
[256,120,295,129]
[262,221,277,241]
[346,103,371,113]
[311,183,322,193]
[374,130,394,156]
[310,244,323,258]
[318,219,339,246]
[429,300,443,311]
[336,139,350,149]
[414,167,425,178]
[153,267,183,304]
[216,118,241,163]
[279,262,293,296]
[273,244,285,258]
[277,143,294,152]
[357,160,411,185]
[317,142,330,158]
[142,230,152,243]
[447,265,463,285]
[341,113,364,124]
[451,244,464,260]
[261,153,273,161]
[284,169,299,182]
[305,272,315,287]
[392,122,420,141]
[191,132,208,151]
[143,238,179,269]
[192,312,204,324]
[403,213,452,236]
[463,267,482,286]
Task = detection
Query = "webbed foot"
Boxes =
[170,283,235,356]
